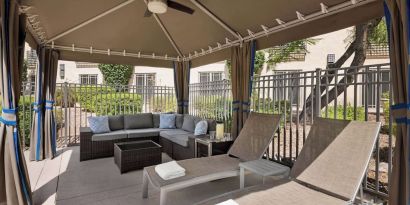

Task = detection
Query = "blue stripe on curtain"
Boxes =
[35,49,43,161]
[3,0,31,202]
[249,41,256,98]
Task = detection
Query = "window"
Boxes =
[135,73,156,93]
[199,72,223,83]
[59,64,65,79]
[79,74,98,85]
[327,54,336,64]
[366,43,389,58]
[76,62,99,68]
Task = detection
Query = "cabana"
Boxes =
[0,0,407,204]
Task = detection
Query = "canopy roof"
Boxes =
[22,0,383,68]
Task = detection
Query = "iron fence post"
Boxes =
[64,82,69,145]
[315,68,321,117]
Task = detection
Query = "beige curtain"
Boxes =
[0,0,33,204]
[384,1,410,204]
[29,47,45,161]
[174,61,190,114]
[43,49,59,159]
[230,41,256,138]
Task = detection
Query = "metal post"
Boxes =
[63,82,69,145]
[315,68,321,117]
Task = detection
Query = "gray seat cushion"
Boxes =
[126,128,163,139]
[160,129,193,147]
[176,114,184,129]
[108,115,124,131]
[92,130,128,141]
[124,113,153,129]
[153,114,160,128]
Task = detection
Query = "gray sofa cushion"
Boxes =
[181,115,196,132]
[108,115,124,131]
[153,114,160,128]
[126,128,163,138]
[160,129,192,147]
[175,114,184,129]
[92,130,127,141]
[124,113,153,129]
[206,119,216,132]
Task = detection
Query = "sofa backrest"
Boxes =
[108,115,124,131]
[124,113,153,129]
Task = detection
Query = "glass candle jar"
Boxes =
[216,121,224,140]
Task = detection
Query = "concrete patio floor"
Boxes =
[26,146,264,205]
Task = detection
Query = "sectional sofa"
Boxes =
[80,113,216,161]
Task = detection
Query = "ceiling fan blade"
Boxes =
[144,8,152,17]
[168,0,194,14]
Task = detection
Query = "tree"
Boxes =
[98,64,133,89]
[265,39,318,69]
[225,38,317,77]
[299,18,384,121]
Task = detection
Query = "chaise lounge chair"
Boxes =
[196,117,381,205]
[142,112,282,205]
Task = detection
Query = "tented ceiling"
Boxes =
[22,0,384,68]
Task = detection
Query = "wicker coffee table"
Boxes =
[114,140,162,174]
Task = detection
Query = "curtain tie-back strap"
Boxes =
[33,102,42,112]
[45,100,54,110]
[0,108,17,126]
[242,101,250,106]
[390,103,410,124]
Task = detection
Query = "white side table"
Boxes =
[239,159,290,189]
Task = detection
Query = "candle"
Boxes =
[216,122,224,140]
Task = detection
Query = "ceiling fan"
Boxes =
[144,0,195,17]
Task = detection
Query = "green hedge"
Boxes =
[79,93,143,116]
[321,105,365,121]
[150,95,177,113]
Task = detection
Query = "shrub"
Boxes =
[79,93,143,116]
[321,104,365,121]
[98,64,133,87]
[55,87,77,107]
[150,95,177,113]
[252,98,291,116]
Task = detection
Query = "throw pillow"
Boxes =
[160,114,176,129]
[194,120,208,136]
[181,115,196,132]
[88,116,111,134]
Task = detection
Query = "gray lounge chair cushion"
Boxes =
[126,128,163,139]
[228,113,282,161]
[124,113,153,129]
[181,115,196,132]
[175,114,184,129]
[145,154,240,187]
[108,115,124,131]
[153,114,160,128]
[160,129,192,147]
[290,118,381,201]
[92,130,127,141]
[197,180,345,205]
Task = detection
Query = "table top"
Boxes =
[239,159,290,176]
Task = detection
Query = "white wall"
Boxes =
[190,61,226,83]
[56,61,104,84]
[132,66,174,86]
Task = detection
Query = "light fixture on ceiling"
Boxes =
[147,0,167,14]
